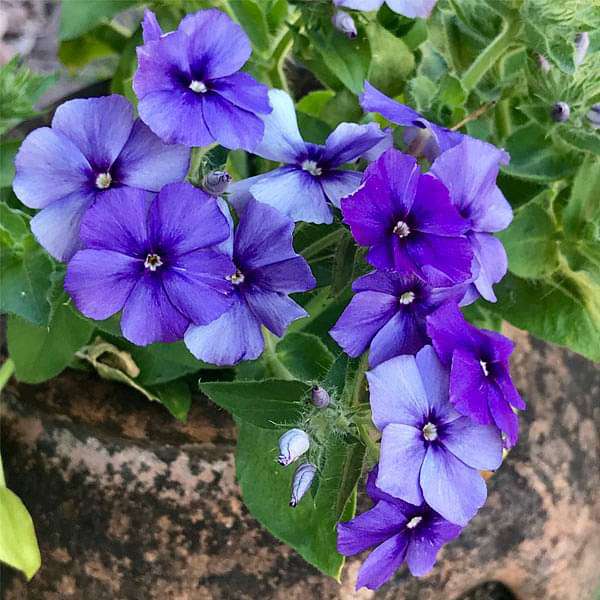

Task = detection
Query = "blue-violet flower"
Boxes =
[333,0,438,19]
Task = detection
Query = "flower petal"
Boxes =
[180,8,251,80]
[360,81,422,125]
[469,232,507,303]
[420,444,487,526]
[488,382,520,447]
[148,182,230,255]
[121,273,189,345]
[245,288,307,337]
[13,128,92,209]
[356,532,409,591]
[201,93,265,151]
[113,119,190,191]
[78,187,152,256]
[253,89,305,163]
[319,170,363,208]
[378,423,426,505]
[51,95,134,170]
[330,291,398,358]
[248,256,315,294]
[65,249,141,320]
[441,416,503,470]
[161,250,234,325]
[334,0,384,9]
[322,122,386,167]
[210,72,270,114]
[367,355,429,430]
[249,166,332,224]
[142,9,163,43]
[184,296,264,365]
[426,302,477,364]
[385,0,438,18]
[30,191,94,261]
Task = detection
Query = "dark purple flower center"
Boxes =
[95,172,112,190]
[144,253,163,271]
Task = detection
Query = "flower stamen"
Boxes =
[399,291,416,305]
[189,80,208,93]
[406,516,422,529]
[95,172,112,189]
[227,269,245,285]
[393,220,410,238]
[480,360,489,376]
[144,253,163,271]
[422,422,438,442]
[301,159,322,177]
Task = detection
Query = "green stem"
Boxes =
[301,229,344,261]
[0,453,5,487]
[461,16,520,93]
[0,358,15,394]
[262,329,295,381]
[494,99,512,141]
[268,28,294,91]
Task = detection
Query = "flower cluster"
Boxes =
[331,86,524,589]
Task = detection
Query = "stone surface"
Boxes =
[1,327,599,599]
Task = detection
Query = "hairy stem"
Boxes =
[262,328,295,381]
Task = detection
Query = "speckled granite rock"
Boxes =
[1,327,599,599]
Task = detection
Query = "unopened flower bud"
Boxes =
[332,10,357,39]
[311,386,330,408]
[202,170,231,196]
[289,463,317,507]
[278,428,310,466]
[550,102,570,123]
[536,54,551,74]
[574,32,589,66]
[587,104,600,130]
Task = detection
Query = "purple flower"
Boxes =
[330,272,462,367]
[430,137,512,303]
[333,0,437,19]
[341,148,473,286]
[332,10,357,38]
[367,346,503,525]
[133,9,271,150]
[13,95,190,262]
[228,89,386,224]
[65,183,235,346]
[360,82,464,161]
[184,200,316,365]
[337,467,462,590]
[426,303,525,446]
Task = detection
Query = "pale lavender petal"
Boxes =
[210,72,270,114]
[184,296,264,365]
[78,187,152,256]
[377,423,426,505]
[142,9,163,43]
[13,128,92,209]
[356,532,409,591]
[253,89,305,163]
[337,501,406,556]
[420,444,487,526]
[385,0,438,18]
[360,82,423,126]
[113,119,190,191]
[30,191,94,261]
[65,249,141,320]
[319,170,363,208]
[249,166,332,224]
[330,291,398,358]
[334,0,384,9]
[52,96,134,170]
[227,174,264,213]
[406,515,461,577]
[121,274,189,345]
[322,122,386,167]
[202,93,265,151]
[180,8,251,80]
[245,289,307,336]
[441,417,503,470]
[148,182,229,255]
[161,250,234,325]
[361,127,393,162]
[366,355,429,430]
[469,232,507,302]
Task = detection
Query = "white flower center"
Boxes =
[393,220,410,238]
[422,422,438,442]
[189,80,207,93]
[406,516,422,529]
[227,270,245,285]
[480,360,489,376]
[399,291,415,305]
[95,172,112,189]
[301,160,322,177]
[144,253,163,271]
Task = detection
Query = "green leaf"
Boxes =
[563,157,600,237]
[229,0,271,54]
[274,333,335,382]
[236,422,364,579]
[7,301,94,384]
[0,236,54,326]
[366,22,414,97]
[0,486,41,580]
[150,380,192,422]
[310,27,371,95]
[296,90,335,118]
[504,123,580,181]
[59,0,136,41]
[498,192,560,278]
[199,379,310,428]
[331,230,356,296]
[0,139,20,187]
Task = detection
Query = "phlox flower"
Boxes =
[334,0,437,19]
